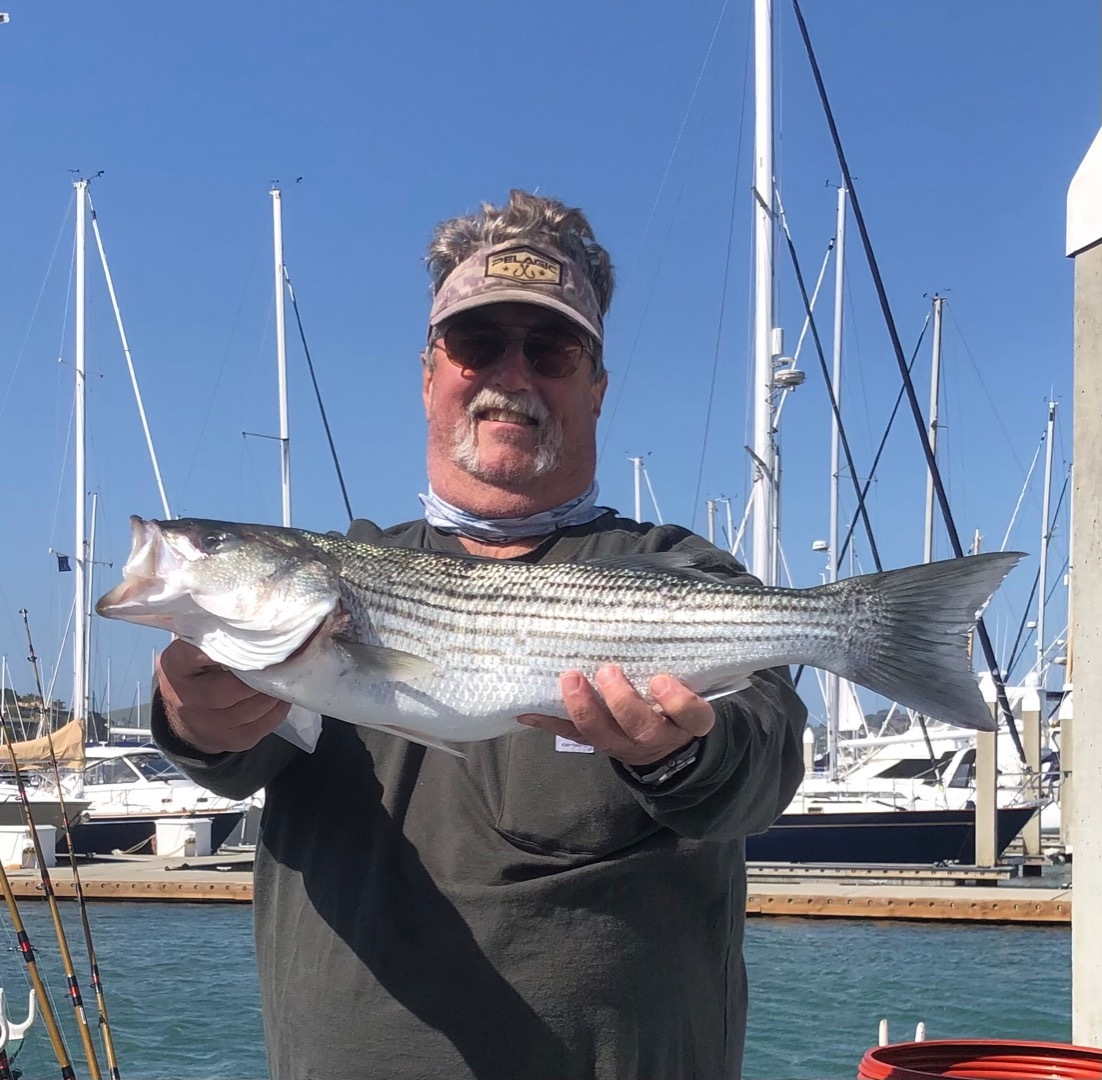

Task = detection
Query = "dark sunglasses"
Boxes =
[439,320,590,379]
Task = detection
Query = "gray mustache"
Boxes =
[467,389,552,426]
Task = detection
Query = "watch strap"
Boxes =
[623,737,701,786]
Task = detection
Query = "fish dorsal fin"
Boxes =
[581,551,719,583]
[332,638,439,683]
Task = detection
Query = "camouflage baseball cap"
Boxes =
[429,240,603,343]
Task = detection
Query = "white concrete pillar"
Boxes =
[975,673,999,867]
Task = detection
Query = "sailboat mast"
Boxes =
[922,295,945,563]
[825,184,847,778]
[73,178,88,728]
[271,186,292,527]
[83,490,98,729]
[631,456,643,522]
[1037,400,1057,691]
[751,0,777,585]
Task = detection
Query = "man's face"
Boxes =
[422,302,607,500]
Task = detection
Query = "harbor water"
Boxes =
[0,903,1072,1079]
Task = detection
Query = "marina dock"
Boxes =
[3,852,1073,924]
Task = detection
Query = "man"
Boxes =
[153,189,808,1080]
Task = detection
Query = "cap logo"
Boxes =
[485,247,563,285]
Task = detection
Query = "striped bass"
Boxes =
[95,516,1023,753]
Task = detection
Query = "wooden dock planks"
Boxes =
[1,856,1073,922]
[745,886,1071,924]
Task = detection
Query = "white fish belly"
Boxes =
[235,640,571,743]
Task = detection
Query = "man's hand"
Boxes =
[515,665,715,767]
[157,639,290,755]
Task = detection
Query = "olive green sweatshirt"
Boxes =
[152,512,808,1080]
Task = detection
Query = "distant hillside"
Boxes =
[105,701,151,729]
[0,689,149,743]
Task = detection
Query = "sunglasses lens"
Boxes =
[523,330,583,378]
[442,322,587,378]
[443,325,505,371]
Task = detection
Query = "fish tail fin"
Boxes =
[828,551,1025,731]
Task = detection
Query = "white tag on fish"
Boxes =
[555,736,595,754]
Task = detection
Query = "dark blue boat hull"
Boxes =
[58,809,246,857]
[746,805,1038,864]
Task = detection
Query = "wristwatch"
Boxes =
[623,737,702,786]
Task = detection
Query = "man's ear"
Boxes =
[421,352,434,418]
[591,371,608,416]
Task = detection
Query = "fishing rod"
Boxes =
[0,857,75,1078]
[0,730,98,1080]
[0,855,73,1075]
[0,612,105,1079]
[21,612,120,1078]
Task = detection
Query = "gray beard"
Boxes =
[452,388,564,482]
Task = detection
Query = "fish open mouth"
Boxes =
[94,516,186,617]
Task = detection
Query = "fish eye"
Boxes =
[200,532,229,554]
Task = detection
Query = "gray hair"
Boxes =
[424,189,614,379]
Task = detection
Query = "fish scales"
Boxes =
[95,517,1026,749]
[329,545,829,683]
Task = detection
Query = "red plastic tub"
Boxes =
[858,1039,1102,1080]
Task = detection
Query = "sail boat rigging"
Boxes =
[71,177,173,736]
[789,0,1026,762]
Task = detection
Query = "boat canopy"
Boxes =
[1,718,86,769]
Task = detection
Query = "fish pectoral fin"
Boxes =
[686,667,756,701]
[334,640,438,682]
[367,723,467,759]
[700,677,753,701]
[582,551,718,583]
[274,706,324,753]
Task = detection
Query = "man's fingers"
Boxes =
[513,668,718,769]
[156,640,290,754]
[575,666,716,767]
[561,669,628,752]
[159,638,226,677]
[649,674,716,739]
[158,641,259,710]
[202,690,291,730]
[515,713,589,743]
[593,667,663,744]
[211,700,293,752]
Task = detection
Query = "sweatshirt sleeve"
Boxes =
[610,534,809,841]
[150,687,299,801]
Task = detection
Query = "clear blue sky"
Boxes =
[0,2,1095,719]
